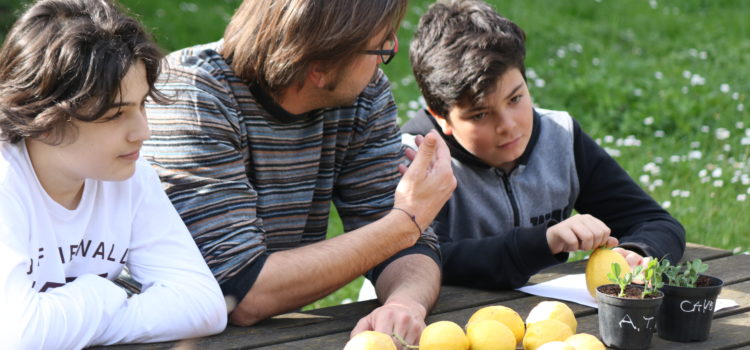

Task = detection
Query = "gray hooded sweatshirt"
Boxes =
[401,108,685,289]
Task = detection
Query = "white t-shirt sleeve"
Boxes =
[88,163,227,346]
[0,196,128,350]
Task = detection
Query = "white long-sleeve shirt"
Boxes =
[0,141,227,349]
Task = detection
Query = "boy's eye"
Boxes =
[510,95,523,104]
[100,112,123,122]
[469,113,486,121]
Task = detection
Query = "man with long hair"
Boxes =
[143,0,455,346]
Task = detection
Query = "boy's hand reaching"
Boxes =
[612,247,651,284]
[612,247,650,269]
[546,214,618,254]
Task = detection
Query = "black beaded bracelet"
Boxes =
[391,207,423,234]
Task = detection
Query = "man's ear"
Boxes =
[307,62,331,89]
[428,108,453,136]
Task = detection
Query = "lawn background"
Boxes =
[2,0,748,309]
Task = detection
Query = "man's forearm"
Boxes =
[229,211,421,326]
[375,253,441,318]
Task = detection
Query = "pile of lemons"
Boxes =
[344,301,604,350]
[418,301,604,350]
[346,247,623,349]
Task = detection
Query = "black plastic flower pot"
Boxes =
[656,275,723,342]
[596,284,663,350]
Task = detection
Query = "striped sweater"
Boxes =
[143,41,439,297]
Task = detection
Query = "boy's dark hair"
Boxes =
[0,0,167,144]
[410,0,526,118]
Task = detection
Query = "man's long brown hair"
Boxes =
[221,0,407,98]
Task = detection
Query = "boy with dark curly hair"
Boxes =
[405,0,686,289]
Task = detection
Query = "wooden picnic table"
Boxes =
[100,243,749,349]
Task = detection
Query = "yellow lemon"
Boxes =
[522,319,574,350]
[585,247,630,297]
[420,320,470,350]
[536,341,576,350]
[525,301,577,334]
[565,333,605,350]
[465,319,516,350]
[344,331,396,350]
[466,305,525,344]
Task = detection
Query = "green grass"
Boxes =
[2,0,748,309]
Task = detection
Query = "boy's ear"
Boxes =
[428,108,453,136]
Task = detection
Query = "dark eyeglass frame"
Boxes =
[362,33,399,65]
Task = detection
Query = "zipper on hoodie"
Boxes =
[496,169,520,227]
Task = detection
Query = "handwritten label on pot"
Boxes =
[618,314,656,332]
[680,299,715,313]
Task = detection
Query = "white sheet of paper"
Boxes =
[516,273,740,311]
[517,274,598,308]
[716,298,739,311]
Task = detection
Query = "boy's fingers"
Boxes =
[560,229,580,252]
[580,236,594,251]
[599,224,612,247]
[625,253,644,268]
[590,228,609,249]
[611,247,645,268]
[582,214,611,248]
[611,247,627,257]
[572,226,594,251]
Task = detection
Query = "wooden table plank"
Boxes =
[258,307,750,350]
[251,247,750,350]
[528,242,732,286]
[256,276,750,350]
[94,244,746,350]
[433,243,737,316]
[98,300,385,349]
[431,287,529,314]
[680,242,734,263]
[703,253,750,285]
[574,310,750,350]
[254,332,351,350]
[255,293,599,350]
[714,280,750,318]
[575,301,750,350]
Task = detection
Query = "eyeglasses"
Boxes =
[362,33,399,65]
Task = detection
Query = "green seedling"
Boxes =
[641,258,666,298]
[608,262,641,297]
[608,258,666,298]
[664,258,709,288]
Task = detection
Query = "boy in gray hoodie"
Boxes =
[404,0,686,289]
